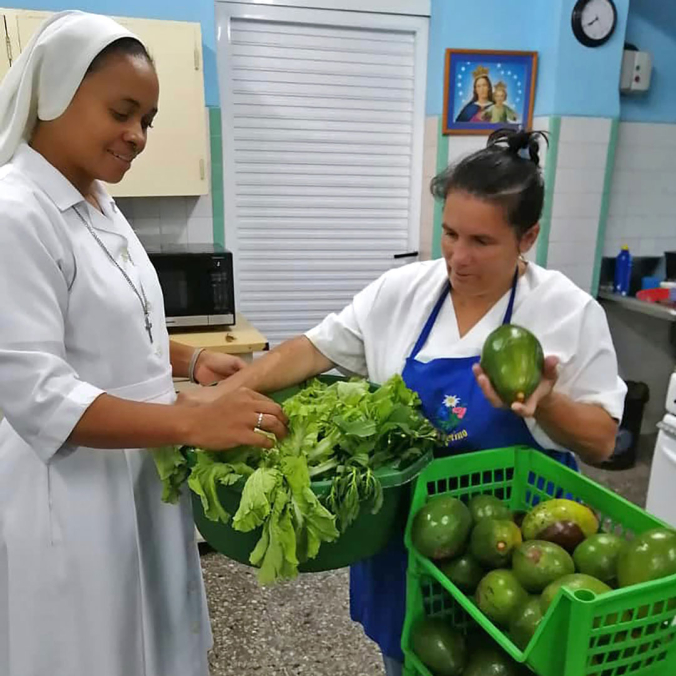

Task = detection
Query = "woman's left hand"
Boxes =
[472,356,560,418]
[193,350,247,386]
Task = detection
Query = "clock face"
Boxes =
[573,0,617,47]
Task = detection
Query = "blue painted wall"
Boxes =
[4,1,220,107]
[426,0,549,117]
[621,0,676,123]
[427,0,629,119]
[548,0,629,118]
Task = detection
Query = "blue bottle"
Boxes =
[614,245,632,296]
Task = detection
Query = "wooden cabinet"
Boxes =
[0,13,13,81]
[0,9,209,197]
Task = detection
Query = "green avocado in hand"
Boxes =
[480,324,544,405]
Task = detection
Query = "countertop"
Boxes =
[598,290,676,322]
[168,314,269,354]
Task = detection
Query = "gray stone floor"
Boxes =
[201,434,657,676]
[201,555,384,676]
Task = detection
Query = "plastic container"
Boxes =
[614,246,633,296]
[193,449,430,572]
[402,447,676,676]
[642,276,662,291]
[598,380,650,471]
[192,375,433,573]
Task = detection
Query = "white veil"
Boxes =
[0,10,136,165]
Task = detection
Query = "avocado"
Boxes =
[509,596,544,650]
[438,554,485,594]
[411,617,467,676]
[521,499,598,553]
[463,645,524,676]
[540,574,612,613]
[617,528,676,588]
[480,324,543,404]
[573,533,628,584]
[512,540,575,593]
[476,570,528,627]
[471,519,523,569]
[411,496,472,561]
[469,494,513,524]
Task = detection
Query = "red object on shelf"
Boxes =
[636,288,670,303]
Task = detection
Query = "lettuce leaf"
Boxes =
[187,452,253,523]
[151,445,189,504]
[232,467,282,532]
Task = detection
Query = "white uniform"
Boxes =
[0,144,211,676]
[307,259,627,452]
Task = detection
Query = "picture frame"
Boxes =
[442,49,538,136]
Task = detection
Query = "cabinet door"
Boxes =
[9,10,209,197]
[110,17,208,197]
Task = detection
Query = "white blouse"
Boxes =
[307,259,627,452]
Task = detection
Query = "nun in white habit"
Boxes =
[0,11,286,676]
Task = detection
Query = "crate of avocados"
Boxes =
[402,447,676,676]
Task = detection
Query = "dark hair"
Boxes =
[85,37,153,76]
[430,128,549,237]
[472,75,493,103]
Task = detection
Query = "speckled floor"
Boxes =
[200,434,657,676]
[201,556,384,676]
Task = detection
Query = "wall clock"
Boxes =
[572,0,617,48]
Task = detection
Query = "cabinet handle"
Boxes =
[199,159,205,181]
[194,45,200,71]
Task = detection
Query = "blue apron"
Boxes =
[349,271,579,661]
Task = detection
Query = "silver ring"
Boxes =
[255,412,264,431]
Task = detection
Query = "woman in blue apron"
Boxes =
[184,128,625,676]
[351,269,578,675]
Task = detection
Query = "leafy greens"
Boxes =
[154,375,440,584]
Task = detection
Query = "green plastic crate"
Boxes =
[193,375,433,573]
[402,447,676,676]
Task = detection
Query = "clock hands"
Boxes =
[585,16,600,27]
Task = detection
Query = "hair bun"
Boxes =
[486,128,548,167]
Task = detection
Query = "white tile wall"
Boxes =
[116,195,214,248]
[546,116,612,292]
[419,116,439,260]
[604,121,676,259]
[418,116,552,262]
[418,120,486,261]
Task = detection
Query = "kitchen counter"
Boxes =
[169,314,269,356]
[598,290,676,322]
[598,290,676,433]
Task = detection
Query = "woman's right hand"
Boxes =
[186,387,288,451]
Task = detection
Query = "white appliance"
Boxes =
[646,372,676,526]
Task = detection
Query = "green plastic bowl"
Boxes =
[191,375,433,572]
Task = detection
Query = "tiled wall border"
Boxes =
[537,116,560,267]
[431,116,450,260]
[209,107,225,248]
[591,118,620,296]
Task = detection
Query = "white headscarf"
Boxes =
[0,10,138,165]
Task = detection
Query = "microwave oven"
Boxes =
[146,243,236,328]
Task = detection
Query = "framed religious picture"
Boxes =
[442,49,538,135]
